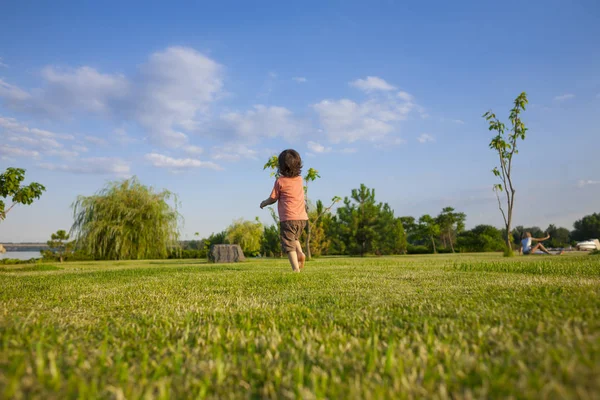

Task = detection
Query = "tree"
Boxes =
[47,230,72,263]
[399,216,419,245]
[571,213,600,242]
[374,204,407,255]
[456,225,505,252]
[261,224,281,257]
[483,92,529,256]
[0,168,46,221]
[436,207,466,252]
[71,177,180,260]
[226,218,263,256]
[336,184,381,256]
[545,224,571,248]
[418,214,440,253]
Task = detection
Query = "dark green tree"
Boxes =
[436,207,466,252]
[0,168,46,221]
[336,184,381,256]
[457,225,506,252]
[418,214,441,253]
[261,224,281,257]
[545,224,571,248]
[483,92,529,256]
[571,213,600,242]
[375,204,407,255]
[71,177,181,260]
[47,230,72,263]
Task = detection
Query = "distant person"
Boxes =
[260,149,309,272]
[520,232,564,255]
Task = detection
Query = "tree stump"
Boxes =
[209,244,246,263]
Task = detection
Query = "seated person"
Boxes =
[520,232,562,255]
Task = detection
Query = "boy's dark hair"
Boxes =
[278,149,303,177]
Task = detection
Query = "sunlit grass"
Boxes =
[1,253,598,399]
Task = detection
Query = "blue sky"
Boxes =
[1,0,599,242]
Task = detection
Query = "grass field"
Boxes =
[1,253,599,399]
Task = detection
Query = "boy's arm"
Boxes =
[260,197,277,209]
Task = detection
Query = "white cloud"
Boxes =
[307,141,331,153]
[313,95,415,144]
[85,136,108,146]
[554,94,575,101]
[417,133,435,143]
[113,127,138,145]
[340,147,358,154]
[218,105,303,142]
[39,66,130,114]
[30,128,74,141]
[134,47,223,147]
[211,143,258,162]
[0,47,223,148]
[145,153,221,170]
[72,144,89,153]
[0,58,8,68]
[578,180,600,188]
[452,119,465,124]
[0,145,40,158]
[397,91,413,101]
[0,116,78,159]
[293,77,307,83]
[45,149,79,158]
[0,79,30,102]
[38,157,130,176]
[183,145,204,155]
[350,76,396,92]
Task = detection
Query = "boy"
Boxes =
[260,149,308,272]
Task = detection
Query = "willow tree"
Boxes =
[71,177,181,260]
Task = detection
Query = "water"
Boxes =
[0,251,41,260]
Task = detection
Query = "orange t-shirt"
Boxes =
[270,176,308,222]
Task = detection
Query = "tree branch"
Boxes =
[0,202,17,221]
[495,189,508,228]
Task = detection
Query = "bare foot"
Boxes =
[298,253,306,270]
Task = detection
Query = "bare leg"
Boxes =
[287,251,300,272]
[532,243,552,255]
[295,240,306,269]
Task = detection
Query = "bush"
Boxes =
[407,245,431,254]
[0,258,38,265]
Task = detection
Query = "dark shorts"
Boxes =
[280,220,307,252]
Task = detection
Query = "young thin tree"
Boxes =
[47,230,72,263]
[483,92,528,256]
[0,168,46,222]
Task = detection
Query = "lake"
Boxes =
[0,251,41,260]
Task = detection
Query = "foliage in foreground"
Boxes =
[71,177,181,260]
[0,254,598,399]
[0,167,46,222]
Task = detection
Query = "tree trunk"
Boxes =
[431,236,437,254]
[449,234,455,253]
[306,222,312,260]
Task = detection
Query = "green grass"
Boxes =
[1,254,599,399]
